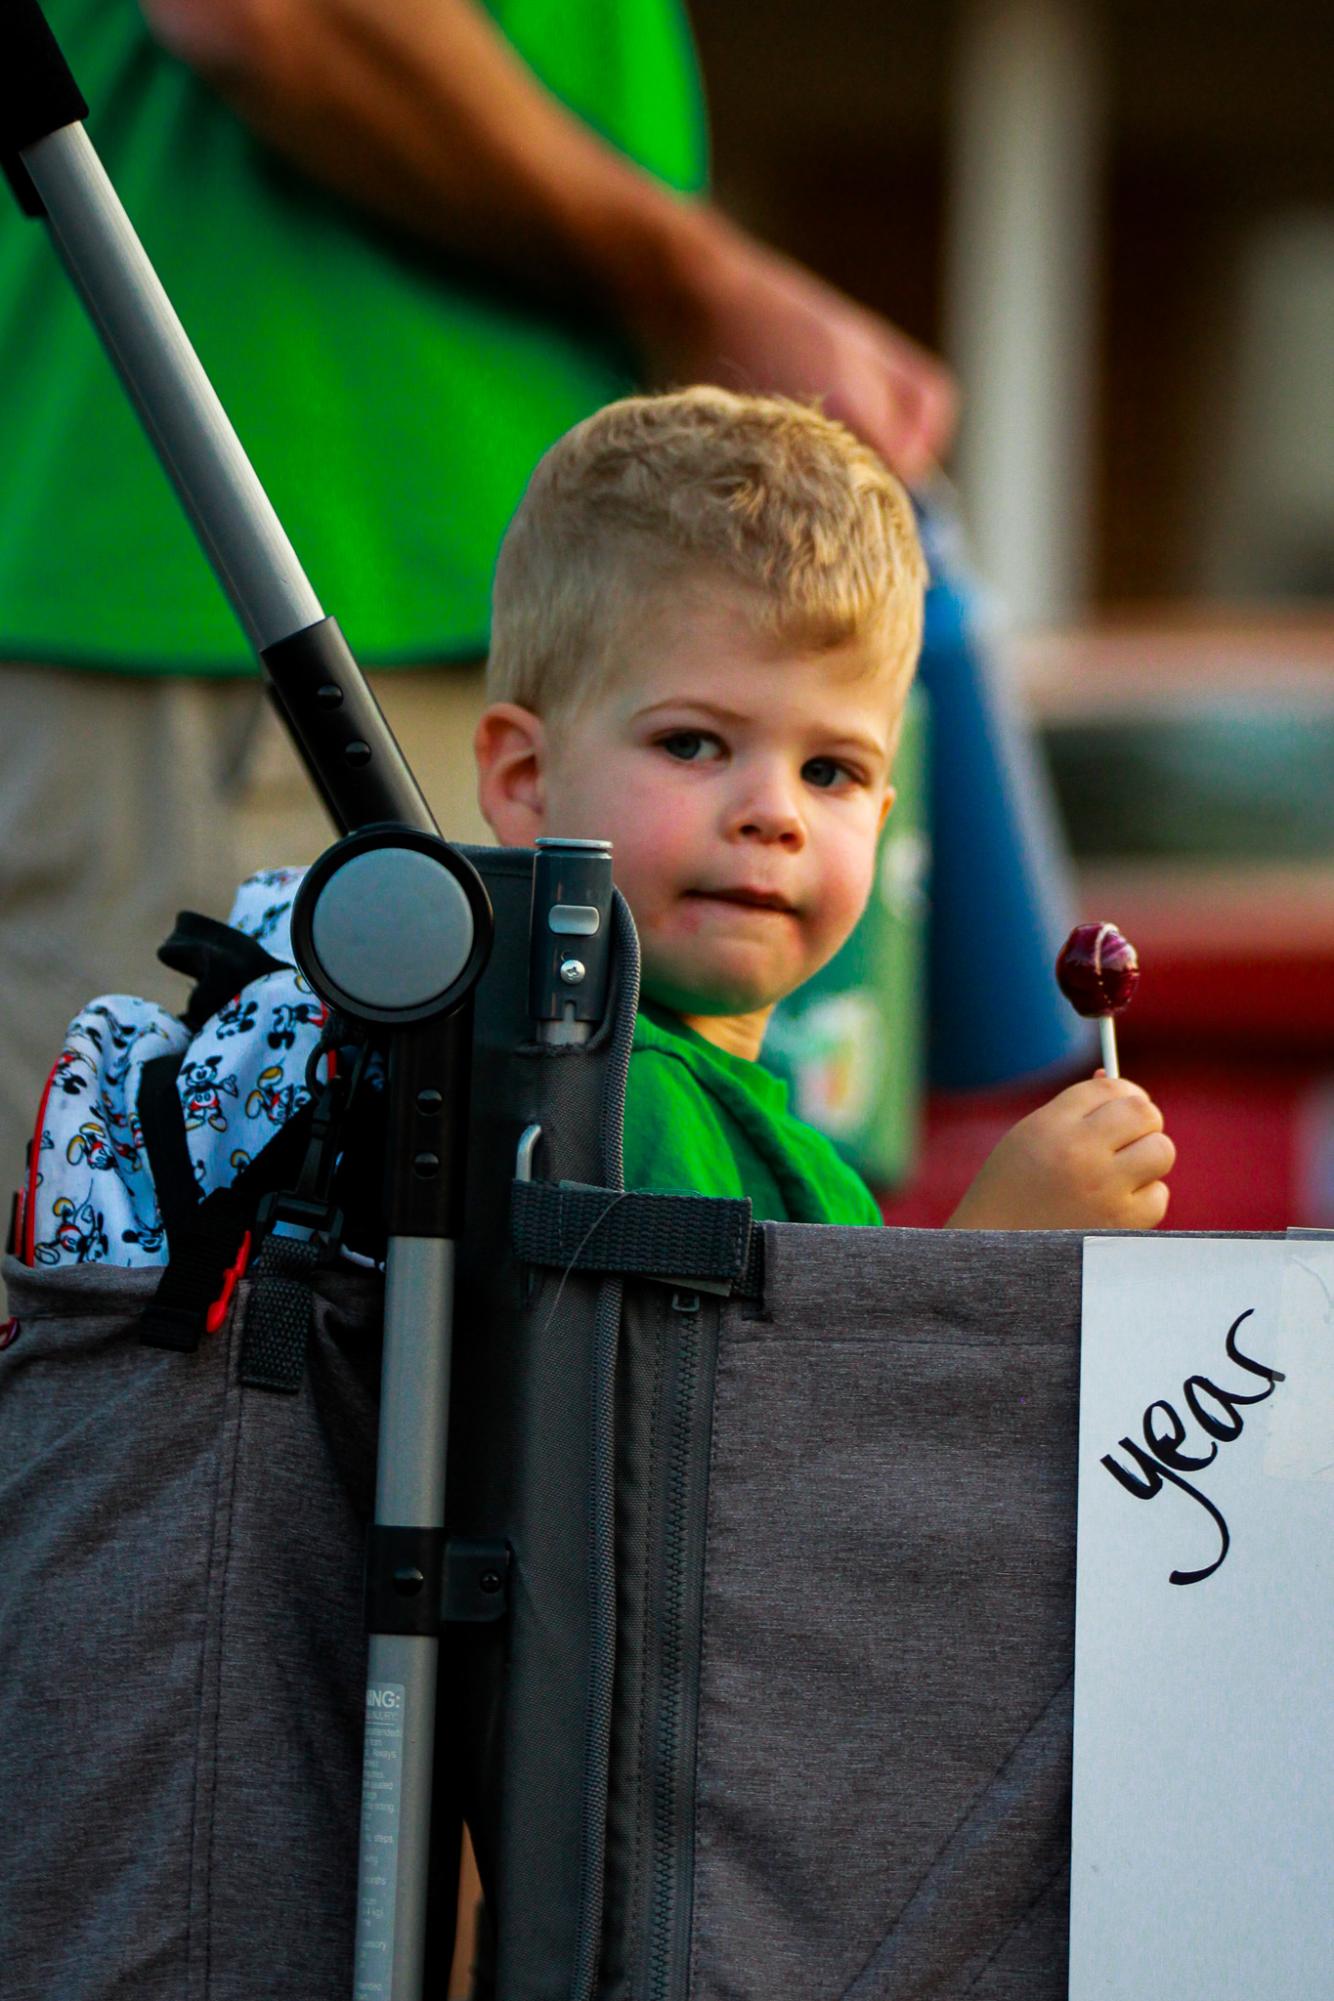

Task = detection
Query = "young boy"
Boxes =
[475,387,1174,1229]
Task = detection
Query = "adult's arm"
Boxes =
[142,0,956,479]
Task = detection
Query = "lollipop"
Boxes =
[1056,922,1140,1079]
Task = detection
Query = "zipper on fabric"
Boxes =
[641,1288,713,2001]
[570,1277,624,2001]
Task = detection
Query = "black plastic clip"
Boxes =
[254,1186,345,1255]
[237,1031,367,1391]
[237,1162,345,1393]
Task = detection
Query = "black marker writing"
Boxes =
[1100,1309,1285,1586]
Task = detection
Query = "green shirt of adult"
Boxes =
[0,0,706,673]
[623,1004,884,1226]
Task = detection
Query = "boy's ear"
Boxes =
[474,702,548,847]
[877,783,898,833]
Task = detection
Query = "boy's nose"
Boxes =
[726,773,805,848]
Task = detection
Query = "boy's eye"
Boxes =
[803,756,854,789]
[658,730,722,763]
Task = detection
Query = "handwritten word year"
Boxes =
[1100,1309,1284,1586]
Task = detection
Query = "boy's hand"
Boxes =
[947,1075,1175,1231]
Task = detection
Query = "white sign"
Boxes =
[1070,1234,1334,2000]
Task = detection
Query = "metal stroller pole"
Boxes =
[2,6,489,1992]
[7,116,435,837]
[14,121,325,657]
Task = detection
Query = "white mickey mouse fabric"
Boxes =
[16,867,325,1269]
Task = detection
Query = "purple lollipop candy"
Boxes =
[1056,922,1140,1077]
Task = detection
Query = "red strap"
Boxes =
[205,1229,253,1335]
[19,1053,62,1265]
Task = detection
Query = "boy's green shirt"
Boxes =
[623,1004,883,1226]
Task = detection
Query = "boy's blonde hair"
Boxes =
[487,387,926,715]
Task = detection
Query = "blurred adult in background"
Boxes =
[0,0,955,1185]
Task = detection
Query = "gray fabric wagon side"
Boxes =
[0,1254,380,2001]
[599,1228,1083,2001]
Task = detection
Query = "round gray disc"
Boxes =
[309,848,475,1012]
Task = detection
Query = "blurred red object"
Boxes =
[882,863,1334,1233]
[881,1057,1330,1233]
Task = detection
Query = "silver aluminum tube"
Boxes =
[352,1233,455,1995]
[354,1634,439,1999]
[376,1236,454,1524]
[21,122,323,651]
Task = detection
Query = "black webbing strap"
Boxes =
[236,1233,323,1392]
[136,1051,198,1254]
[138,1107,317,1353]
[510,1180,764,1299]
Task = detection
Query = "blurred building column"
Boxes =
[945,0,1105,627]
[1196,213,1334,598]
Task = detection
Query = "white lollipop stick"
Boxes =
[1056,923,1140,1080]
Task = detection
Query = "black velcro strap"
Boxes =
[510,1180,762,1297]
[238,1234,322,1392]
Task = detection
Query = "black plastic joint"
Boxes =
[1,0,89,219]
[260,617,435,835]
[443,1541,511,1624]
[385,1011,472,1238]
[365,1525,448,1637]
